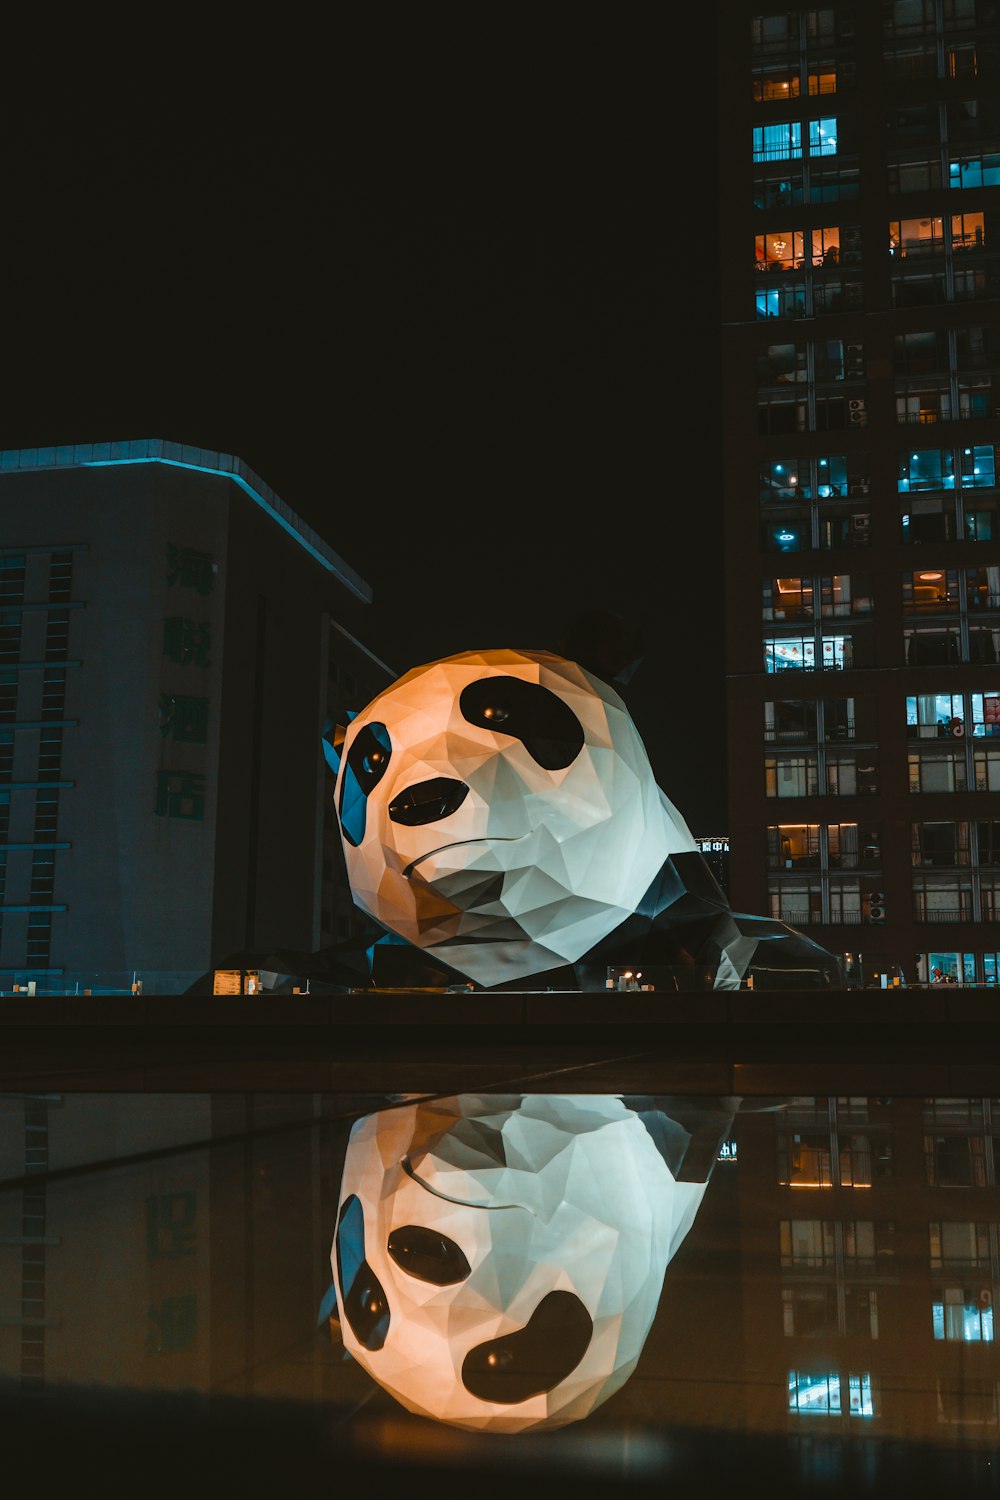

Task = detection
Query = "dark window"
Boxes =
[48,553,73,604]
[44,611,70,662]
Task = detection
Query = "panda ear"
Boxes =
[322,719,348,776]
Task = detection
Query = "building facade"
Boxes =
[723,0,1000,986]
[0,439,391,992]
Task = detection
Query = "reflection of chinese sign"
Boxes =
[146,1192,197,1260]
[155,770,205,820]
[987,695,1000,724]
[147,1295,197,1353]
[158,694,208,744]
[167,545,216,594]
[162,617,211,668]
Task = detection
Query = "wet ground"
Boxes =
[3,998,1000,1496]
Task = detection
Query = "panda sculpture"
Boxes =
[321,647,838,991]
[329,1092,738,1433]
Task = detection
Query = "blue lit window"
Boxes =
[753,122,803,163]
[789,1371,841,1415]
[898,449,956,491]
[960,446,996,488]
[809,118,838,156]
[933,1288,994,1342]
[753,118,837,164]
[788,1371,875,1417]
[764,636,850,672]
[949,155,1000,189]
[756,288,783,319]
[767,523,806,553]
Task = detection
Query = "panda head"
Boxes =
[332,1094,702,1433]
[324,648,697,987]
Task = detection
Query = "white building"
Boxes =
[0,439,392,992]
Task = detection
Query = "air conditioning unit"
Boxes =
[848,397,868,426]
[866,890,886,923]
[847,344,865,377]
[849,474,871,496]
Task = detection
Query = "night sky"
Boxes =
[0,28,725,827]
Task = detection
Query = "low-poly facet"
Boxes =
[327,648,838,990]
[331,1095,709,1433]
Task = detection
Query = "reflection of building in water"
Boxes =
[733,1096,1000,1439]
[0,1094,214,1392]
[6,1088,1000,1450]
[0,1093,344,1401]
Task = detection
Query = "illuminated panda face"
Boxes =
[329,648,697,987]
[332,1095,706,1433]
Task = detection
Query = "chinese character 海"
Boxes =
[158,694,209,744]
[166,545,216,594]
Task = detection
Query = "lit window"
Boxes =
[933,1288,994,1342]
[788,1371,875,1417]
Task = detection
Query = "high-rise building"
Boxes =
[723,1,1000,987]
[0,439,392,992]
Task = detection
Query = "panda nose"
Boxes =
[388,777,470,826]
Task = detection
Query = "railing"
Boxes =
[764,728,859,742]
[766,660,852,672]
[910,725,1000,738]
[913,907,973,923]
[776,910,892,926]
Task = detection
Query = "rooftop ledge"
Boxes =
[0,438,371,603]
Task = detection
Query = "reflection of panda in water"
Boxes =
[327,1093,743,1433]
[322,648,838,991]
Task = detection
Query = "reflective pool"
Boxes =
[3,1085,1000,1495]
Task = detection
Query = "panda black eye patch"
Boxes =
[338,721,391,847]
[335,1194,390,1350]
[460,677,584,771]
[462,1290,593,1403]
[387,1224,471,1284]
